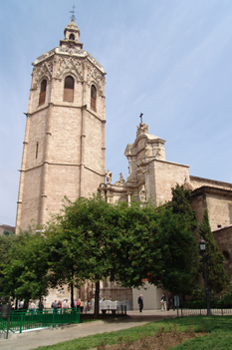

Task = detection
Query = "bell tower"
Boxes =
[16,20,106,233]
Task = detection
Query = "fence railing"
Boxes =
[0,308,80,334]
[180,308,232,316]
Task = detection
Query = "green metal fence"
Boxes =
[0,308,80,334]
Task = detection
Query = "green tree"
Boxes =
[115,202,199,295]
[1,231,51,306]
[46,195,122,316]
[169,184,197,232]
[198,210,228,293]
[0,233,18,299]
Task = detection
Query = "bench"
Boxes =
[101,308,117,315]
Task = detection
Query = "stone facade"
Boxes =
[16,20,106,233]
[213,226,232,280]
[191,186,232,232]
[105,122,232,235]
[103,122,190,206]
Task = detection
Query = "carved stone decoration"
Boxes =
[139,185,146,203]
[86,61,105,96]
[56,56,83,81]
[155,148,161,159]
[119,195,127,202]
[183,175,193,191]
[114,173,125,186]
[145,144,152,157]
[32,61,53,88]
[136,123,149,137]
[105,169,112,184]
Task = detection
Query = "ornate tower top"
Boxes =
[59,19,83,49]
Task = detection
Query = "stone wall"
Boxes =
[191,187,232,231]
[213,226,232,280]
[151,160,189,205]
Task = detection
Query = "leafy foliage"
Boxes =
[1,186,200,307]
[199,210,228,293]
[46,195,123,314]
[0,231,50,302]
[115,201,199,295]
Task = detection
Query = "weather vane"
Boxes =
[70,5,76,21]
[139,113,144,124]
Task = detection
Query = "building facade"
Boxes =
[16,20,106,233]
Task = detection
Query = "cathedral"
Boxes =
[15,19,232,309]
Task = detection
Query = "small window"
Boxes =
[91,85,97,111]
[69,33,75,40]
[223,251,230,262]
[64,76,74,102]
[39,79,47,106]
[35,142,39,159]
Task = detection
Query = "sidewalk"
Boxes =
[0,309,177,350]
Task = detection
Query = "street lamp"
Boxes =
[199,237,211,316]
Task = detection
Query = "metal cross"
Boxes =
[70,5,76,21]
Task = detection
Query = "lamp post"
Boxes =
[199,237,211,316]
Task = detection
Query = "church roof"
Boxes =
[66,20,79,30]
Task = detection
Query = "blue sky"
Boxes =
[1,0,232,226]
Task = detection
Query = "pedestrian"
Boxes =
[138,294,143,312]
[19,300,24,310]
[161,293,167,311]
[80,299,84,313]
[38,298,44,310]
[30,300,36,315]
[76,298,80,311]
[167,293,175,311]
[57,300,62,313]
[63,299,70,308]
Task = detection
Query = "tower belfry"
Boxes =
[16,20,106,233]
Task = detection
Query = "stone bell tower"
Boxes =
[16,20,106,233]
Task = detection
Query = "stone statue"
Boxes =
[139,185,146,203]
[115,173,125,186]
[105,169,112,184]
[136,123,149,137]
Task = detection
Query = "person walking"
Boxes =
[161,293,167,311]
[138,294,144,312]
[167,293,175,311]
[80,299,84,313]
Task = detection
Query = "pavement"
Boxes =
[0,309,177,350]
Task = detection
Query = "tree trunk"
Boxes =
[94,280,100,318]
[71,282,74,308]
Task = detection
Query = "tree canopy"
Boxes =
[0,185,202,310]
[0,231,50,305]
[199,210,228,293]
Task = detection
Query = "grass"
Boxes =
[33,316,232,350]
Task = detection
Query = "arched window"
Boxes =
[39,79,47,106]
[69,33,75,40]
[91,85,97,111]
[64,76,74,102]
